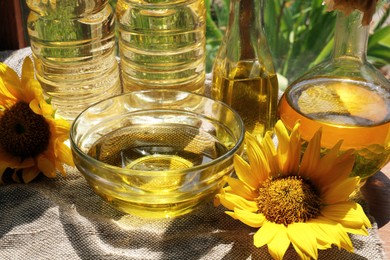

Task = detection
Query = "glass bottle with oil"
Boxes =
[211,0,279,137]
[279,10,390,180]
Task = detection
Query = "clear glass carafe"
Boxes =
[279,10,390,180]
[211,0,279,137]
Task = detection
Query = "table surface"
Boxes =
[362,162,390,257]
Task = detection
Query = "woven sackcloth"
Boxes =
[0,48,386,260]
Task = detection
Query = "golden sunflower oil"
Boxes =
[26,0,121,121]
[86,124,231,217]
[88,124,229,171]
[116,0,206,93]
[211,0,279,138]
[279,77,390,180]
[212,61,279,137]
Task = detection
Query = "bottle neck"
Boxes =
[226,0,264,60]
[333,10,369,62]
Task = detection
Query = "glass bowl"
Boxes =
[70,90,244,218]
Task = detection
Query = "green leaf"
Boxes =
[310,38,334,67]
[205,0,389,76]
[368,45,390,63]
[368,25,390,49]
[205,0,223,42]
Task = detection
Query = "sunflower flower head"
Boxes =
[0,57,74,184]
[323,0,378,25]
[215,120,371,260]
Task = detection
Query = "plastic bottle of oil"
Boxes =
[26,0,121,121]
[116,0,206,93]
[279,10,390,180]
[211,0,279,137]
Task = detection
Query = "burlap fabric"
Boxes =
[0,48,386,260]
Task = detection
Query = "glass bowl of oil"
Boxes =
[70,89,244,218]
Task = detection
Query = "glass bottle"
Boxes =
[279,10,390,180]
[116,0,206,94]
[27,0,121,121]
[211,0,279,137]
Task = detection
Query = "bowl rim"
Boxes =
[70,89,245,176]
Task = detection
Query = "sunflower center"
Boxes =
[256,176,322,225]
[0,102,51,158]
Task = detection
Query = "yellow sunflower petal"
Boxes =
[30,79,44,96]
[275,120,290,152]
[321,202,371,229]
[37,156,56,178]
[51,118,71,138]
[326,149,355,185]
[308,216,353,251]
[225,210,238,220]
[317,149,355,190]
[21,57,35,87]
[29,99,41,115]
[233,207,266,228]
[24,80,51,116]
[55,161,66,176]
[261,132,278,176]
[245,132,270,182]
[0,90,16,107]
[40,99,54,116]
[299,129,322,178]
[306,219,334,249]
[24,81,42,105]
[254,132,279,177]
[22,167,41,183]
[286,123,301,175]
[0,88,17,108]
[292,246,313,260]
[357,203,372,228]
[267,225,290,260]
[275,120,301,176]
[0,62,21,100]
[253,221,280,248]
[317,240,332,250]
[337,225,354,252]
[287,222,318,260]
[275,121,289,171]
[310,139,343,186]
[215,189,258,212]
[354,203,372,229]
[225,176,257,200]
[234,154,259,189]
[315,221,354,252]
[56,141,74,167]
[322,177,360,204]
[343,225,369,236]
[214,189,223,207]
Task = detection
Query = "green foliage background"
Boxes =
[110,0,390,86]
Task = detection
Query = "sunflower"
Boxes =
[214,120,371,260]
[323,0,378,25]
[0,57,74,184]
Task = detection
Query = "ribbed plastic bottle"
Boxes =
[116,0,206,93]
[26,0,121,121]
